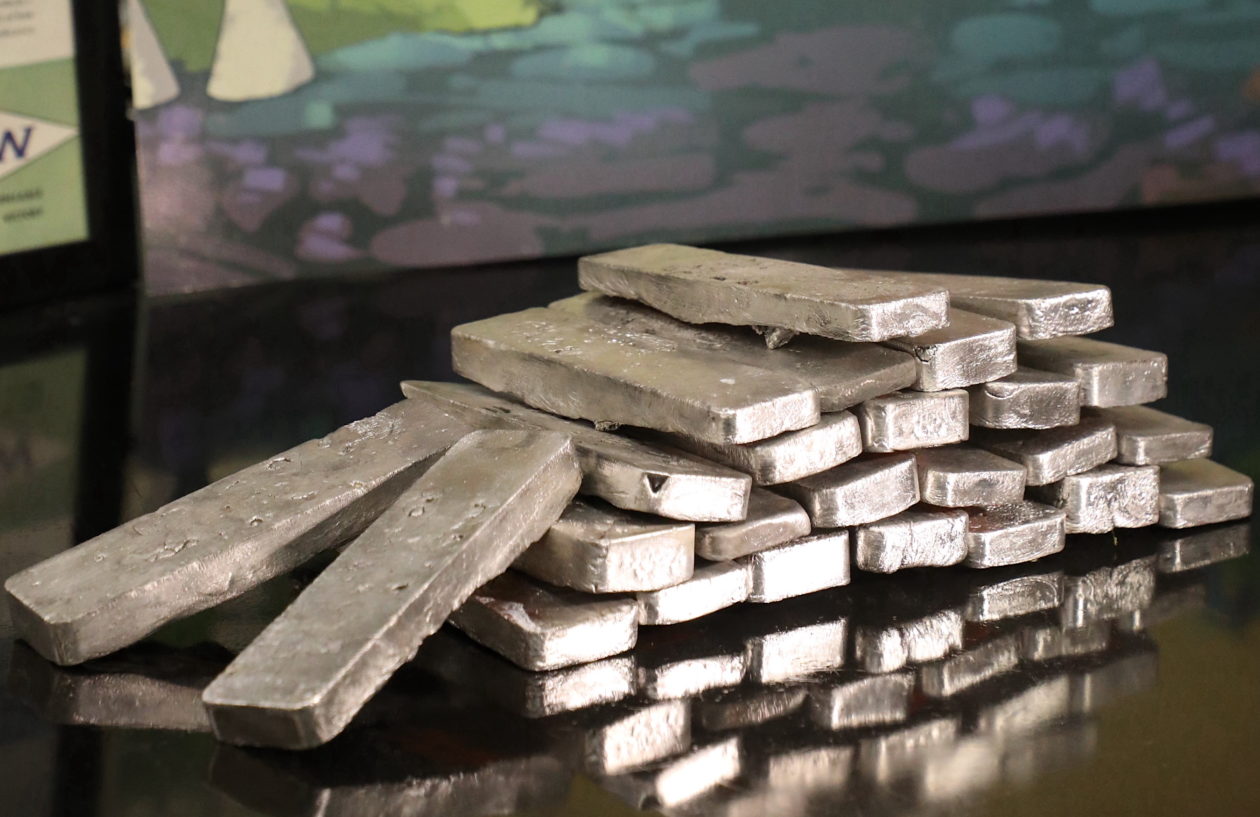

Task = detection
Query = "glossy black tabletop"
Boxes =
[2,202,1258,817]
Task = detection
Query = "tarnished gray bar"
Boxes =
[515,500,694,593]
[853,506,968,573]
[963,566,1064,621]
[602,737,742,809]
[637,560,750,625]
[695,488,811,560]
[1017,336,1167,407]
[913,445,1026,507]
[1030,464,1160,533]
[883,309,1016,391]
[4,398,472,666]
[809,672,914,729]
[579,243,950,342]
[201,431,581,749]
[778,453,919,528]
[858,389,969,452]
[652,411,862,486]
[1157,459,1254,529]
[972,416,1117,485]
[401,381,752,522]
[742,531,851,603]
[552,292,918,412]
[853,609,964,673]
[451,571,639,672]
[968,367,1082,429]
[919,634,1021,698]
[451,306,820,445]
[883,271,1113,339]
[963,501,1066,568]
[1156,521,1251,572]
[1085,406,1212,465]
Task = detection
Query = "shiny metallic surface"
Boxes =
[695,686,809,731]
[635,622,748,700]
[963,501,1067,568]
[760,745,853,790]
[601,736,742,809]
[1017,336,1168,407]
[743,531,851,603]
[451,571,639,672]
[1021,622,1112,662]
[1086,405,1213,465]
[653,410,862,486]
[1060,557,1157,629]
[637,559,750,626]
[913,444,1026,507]
[1156,521,1252,572]
[552,292,917,412]
[1116,579,1207,632]
[857,389,970,452]
[853,608,965,673]
[745,613,847,682]
[515,499,694,593]
[202,430,581,749]
[972,416,1117,486]
[779,452,919,528]
[885,271,1113,339]
[577,699,691,775]
[963,566,1065,621]
[910,734,1002,802]
[853,506,969,573]
[858,715,961,785]
[972,673,1073,737]
[809,672,914,729]
[4,398,472,666]
[919,633,1021,697]
[451,306,821,445]
[1031,464,1161,534]
[1158,459,1254,529]
[694,488,811,560]
[883,308,1017,391]
[400,380,752,522]
[578,244,950,342]
[967,366,1082,429]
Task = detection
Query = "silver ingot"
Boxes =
[744,610,847,682]
[576,699,691,776]
[451,306,820,444]
[1059,557,1157,629]
[972,416,1117,486]
[1020,622,1111,662]
[1017,336,1167,407]
[853,506,969,573]
[401,380,752,522]
[913,444,1026,507]
[883,308,1016,391]
[578,243,950,342]
[962,566,1065,622]
[1156,521,1251,572]
[853,609,964,673]
[918,634,1021,698]
[963,501,1066,568]
[1157,459,1253,529]
[637,559,750,626]
[808,672,914,730]
[695,686,809,731]
[1030,464,1161,534]
[4,397,473,666]
[201,430,581,749]
[778,453,919,528]
[1085,405,1212,465]
[967,366,1082,429]
[601,736,742,809]
[516,499,694,593]
[694,488,811,560]
[742,531,851,604]
[858,389,970,452]
[635,622,748,700]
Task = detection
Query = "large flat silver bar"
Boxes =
[882,271,1113,339]
[1156,521,1251,572]
[515,499,694,593]
[637,560,750,625]
[963,501,1066,568]
[451,306,820,445]
[1157,459,1254,529]
[962,566,1064,621]
[651,411,862,486]
[1029,464,1160,533]
[968,367,1082,429]
[4,398,472,666]
[1016,336,1167,407]
[918,634,1021,698]
[552,292,918,412]
[694,488,811,560]
[579,244,949,342]
[913,444,1026,507]
[808,672,914,729]
[972,416,1117,485]
[883,309,1016,391]
[1085,406,1212,465]
[602,736,742,809]
[853,506,968,573]
[778,453,919,528]
[858,389,969,452]
[450,571,639,672]
[201,430,581,749]
[742,531,851,603]
[401,381,752,522]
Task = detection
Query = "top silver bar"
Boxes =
[578,244,949,342]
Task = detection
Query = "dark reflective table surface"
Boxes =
[2,202,1258,817]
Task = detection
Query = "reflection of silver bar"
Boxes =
[695,489,811,560]
[883,309,1016,391]
[1156,521,1251,572]
[451,306,820,444]
[743,531,851,604]
[1030,464,1160,534]
[972,416,1116,485]
[576,699,692,776]
[912,735,1001,802]
[602,736,742,809]
[1116,579,1207,632]
[1059,557,1156,629]
[1085,406,1212,465]
[858,715,961,785]
[809,672,913,729]
[968,367,1081,430]
[1016,336,1167,407]
[762,745,853,790]
[853,609,964,673]
[1157,460,1254,529]
[5,398,473,666]
[401,381,752,522]
[971,672,1072,737]
[516,499,694,593]
[638,560,750,626]
[919,634,1021,698]
[858,390,970,452]
[1021,622,1112,661]
[963,501,1066,568]
[854,507,968,573]
[578,244,949,342]
[779,453,919,528]
[913,445,1026,508]
[695,686,809,731]
[1070,640,1159,715]
[745,613,847,682]
[636,625,748,701]
[203,430,581,749]
[963,566,1064,621]
[451,571,639,672]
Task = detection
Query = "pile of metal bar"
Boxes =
[4,243,1252,751]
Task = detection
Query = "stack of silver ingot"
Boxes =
[4,244,1252,752]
